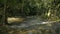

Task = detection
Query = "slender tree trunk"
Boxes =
[21,0,26,17]
[3,0,8,25]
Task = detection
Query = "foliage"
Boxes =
[0,0,60,26]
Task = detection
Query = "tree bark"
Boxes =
[3,0,8,25]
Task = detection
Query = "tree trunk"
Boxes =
[3,0,8,25]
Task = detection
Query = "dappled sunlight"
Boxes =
[7,17,25,23]
[47,10,51,17]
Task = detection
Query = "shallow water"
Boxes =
[1,16,60,34]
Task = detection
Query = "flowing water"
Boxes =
[1,16,60,34]
[8,16,58,29]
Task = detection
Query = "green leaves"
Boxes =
[0,0,60,21]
